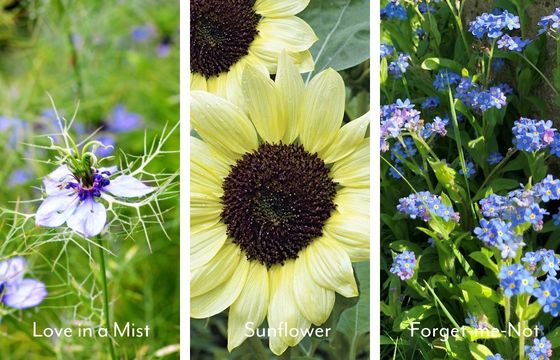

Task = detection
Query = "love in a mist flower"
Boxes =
[36,159,155,238]
[190,53,369,355]
[190,0,317,105]
[0,257,47,309]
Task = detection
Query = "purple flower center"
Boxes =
[65,170,111,201]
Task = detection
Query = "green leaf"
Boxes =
[469,250,499,275]
[337,262,369,341]
[459,280,503,305]
[548,326,560,348]
[301,0,369,74]
[392,304,435,331]
[468,343,494,360]
[420,57,464,73]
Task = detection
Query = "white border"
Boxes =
[371,0,381,358]
[180,0,190,357]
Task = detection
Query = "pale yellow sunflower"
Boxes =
[190,52,369,355]
[190,0,317,105]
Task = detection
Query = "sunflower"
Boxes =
[190,0,317,105]
[190,52,369,355]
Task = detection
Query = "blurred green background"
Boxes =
[0,0,179,359]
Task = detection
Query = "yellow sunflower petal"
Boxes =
[334,187,369,217]
[241,65,286,142]
[299,69,345,154]
[304,237,358,297]
[276,51,304,144]
[269,334,289,356]
[291,49,315,73]
[191,221,228,269]
[268,262,311,348]
[191,256,250,319]
[320,112,370,164]
[254,0,310,17]
[324,212,370,262]
[206,74,229,99]
[191,91,259,160]
[191,73,207,91]
[293,256,335,325]
[227,262,269,351]
[330,138,370,188]
[251,17,317,72]
[191,136,232,175]
[191,242,241,297]
[190,191,222,228]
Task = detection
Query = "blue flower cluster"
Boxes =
[499,264,535,296]
[421,116,448,138]
[512,118,556,152]
[381,0,407,20]
[388,53,411,79]
[474,177,560,258]
[525,337,552,359]
[397,191,459,222]
[381,99,422,151]
[534,277,560,317]
[465,312,489,329]
[418,2,435,15]
[469,10,520,39]
[390,251,417,280]
[522,249,560,276]
[455,77,507,112]
[381,43,395,58]
[539,8,560,35]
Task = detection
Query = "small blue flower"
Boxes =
[381,43,395,59]
[487,152,503,165]
[131,24,156,43]
[499,264,534,296]
[459,161,476,178]
[8,168,34,187]
[388,53,411,79]
[486,355,504,360]
[421,96,440,109]
[381,0,407,20]
[94,135,116,158]
[539,8,560,35]
[433,69,461,91]
[497,34,531,52]
[525,336,552,359]
[0,257,47,309]
[512,118,557,152]
[105,104,143,133]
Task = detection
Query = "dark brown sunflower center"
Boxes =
[190,0,260,78]
[221,143,337,267]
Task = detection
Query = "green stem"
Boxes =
[505,296,511,330]
[444,0,469,56]
[486,40,496,85]
[97,237,117,360]
[517,53,559,96]
[55,0,84,99]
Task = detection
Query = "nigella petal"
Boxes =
[66,198,107,237]
[3,279,47,309]
[0,257,27,284]
[43,165,73,195]
[36,194,79,228]
[104,175,156,198]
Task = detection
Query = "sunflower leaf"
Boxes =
[336,262,370,347]
[300,0,370,77]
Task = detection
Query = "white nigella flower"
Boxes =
[36,164,155,237]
